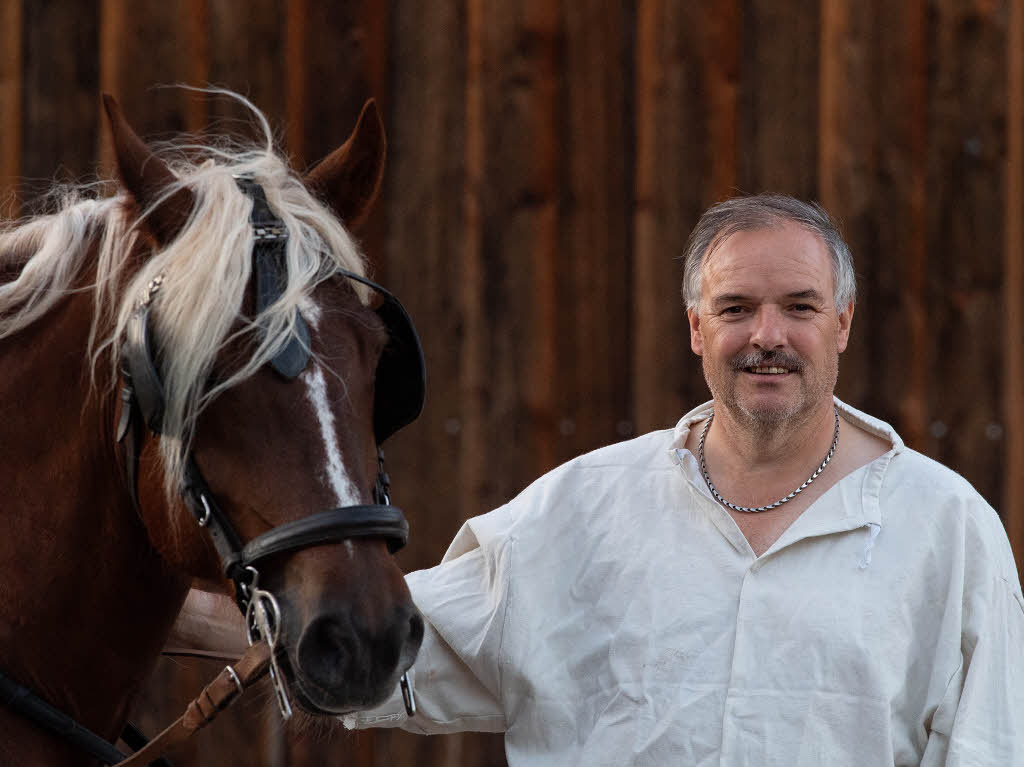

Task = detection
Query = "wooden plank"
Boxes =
[924,0,1006,507]
[284,0,308,167]
[1004,0,1024,574]
[98,0,209,170]
[20,0,100,200]
[183,0,211,134]
[560,0,632,461]
[299,1,374,168]
[739,0,819,197]
[0,0,22,219]
[633,0,738,433]
[522,0,560,472]
[207,0,288,137]
[818,0,930,451]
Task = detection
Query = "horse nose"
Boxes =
[296,606,424,693]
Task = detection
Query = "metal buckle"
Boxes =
[224,665,244,697]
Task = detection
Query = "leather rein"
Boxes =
[0,180,423,765]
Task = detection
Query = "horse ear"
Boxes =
[102,93,195,246]
[304,99,386,231]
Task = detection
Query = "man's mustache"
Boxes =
[730,350,805,371]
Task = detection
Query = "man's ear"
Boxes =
[836,301,854,353]
[688,306,704,355]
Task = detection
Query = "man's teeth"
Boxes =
[749,366,789,374]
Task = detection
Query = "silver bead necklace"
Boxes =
[697,405,840,513]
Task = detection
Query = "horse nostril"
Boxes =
[408,612,424,646]
[297,615,354,690]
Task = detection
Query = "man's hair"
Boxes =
[681,194,856,311]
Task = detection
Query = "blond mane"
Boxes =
[0,92,370,499]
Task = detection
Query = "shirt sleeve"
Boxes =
[921,573,1024,766]
[342,504,516,735]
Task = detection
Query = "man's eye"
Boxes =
[722,306,745,315]
[792,304,814,312]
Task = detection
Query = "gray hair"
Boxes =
[681,194,856,310]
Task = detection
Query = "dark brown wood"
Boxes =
[738,0,819,197]
[1005,0,1024,576]
[633,0,737,433]
[0,0,22,218]
[924,0,1006,507]
[560,0,633,462]
[818,0,931,455]
[207,0,288,138]
[20,0,100,201]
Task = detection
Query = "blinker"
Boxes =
[121,180,426,445]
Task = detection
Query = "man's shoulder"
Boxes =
[885,446,991,510]
[883,446,1010,551]
[564,427,679,473]
[496,428,681,526]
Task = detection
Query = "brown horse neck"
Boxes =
[0,277,191,764]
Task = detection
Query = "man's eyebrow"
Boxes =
[786,289,826,301]
[709,293,752,305]
[709,289,826,305]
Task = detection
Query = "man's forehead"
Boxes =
[701,223,833,291]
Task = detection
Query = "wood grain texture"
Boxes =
[925,0,1006,506]
[560,0,633,461]
[0,0,21,218]
[20,0,99,200]
[633,0,736,433]
[819,0,931,454]
[739,0,819,197]
[1004,0,1024,573]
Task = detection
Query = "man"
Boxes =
[177,194,1024,765]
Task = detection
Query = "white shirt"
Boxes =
[346,398,1024,766]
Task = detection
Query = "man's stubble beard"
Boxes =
[701,349,840,441]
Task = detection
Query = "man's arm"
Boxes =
[164,588,249,660]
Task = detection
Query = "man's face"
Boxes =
[687,222,853,430]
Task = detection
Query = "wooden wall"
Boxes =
[2,1,1022,765]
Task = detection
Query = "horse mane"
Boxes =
[0,91,371,499]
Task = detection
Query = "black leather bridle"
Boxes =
[117,180,426,723]
[117,179,426,613]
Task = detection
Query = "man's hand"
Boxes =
[165,588,249,660]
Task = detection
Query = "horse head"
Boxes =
[103,94,424,717]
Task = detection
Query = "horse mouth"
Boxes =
[273,647,412,715]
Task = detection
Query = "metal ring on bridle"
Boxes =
[245,588,282,646]
[196,494,212,527]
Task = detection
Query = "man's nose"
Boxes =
[749,307,786,349]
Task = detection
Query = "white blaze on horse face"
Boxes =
[302,363,361,524]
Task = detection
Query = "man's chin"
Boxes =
[732,394,803,428]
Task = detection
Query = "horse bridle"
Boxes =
[116,179,426,720]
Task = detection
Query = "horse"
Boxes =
[0,92,425,766]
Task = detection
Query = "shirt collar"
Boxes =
[669,395,904,454]
[667,396,902,557]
